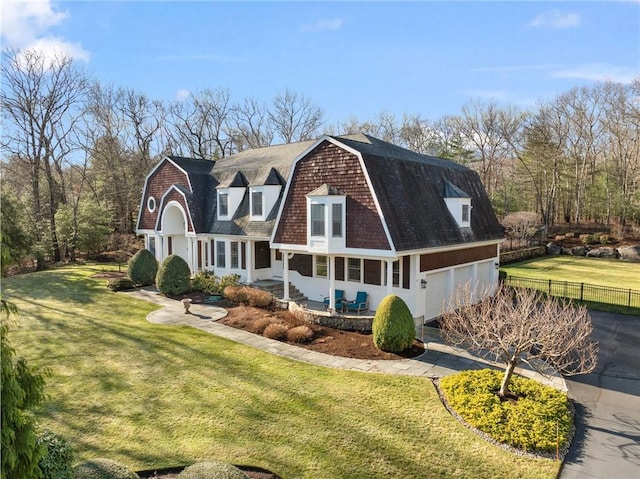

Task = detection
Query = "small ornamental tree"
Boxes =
[156,254,191,296]
[372,294,415,353]
[439,283,598,398]
[127,249,158,286]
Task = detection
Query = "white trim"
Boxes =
[156,187,195,233]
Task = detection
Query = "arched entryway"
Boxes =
[161,202,190,267]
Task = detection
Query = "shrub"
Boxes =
[177,461,249,479]
[38,429,74,479]
[372,294,415,353]
[245,288,273,308]
[107,277,135,292]
[72,458,139,479]
[223,285,247,304]
[263,323,288,340]
[250,316,275,334]
[156,255,191,296]
[192,272,240,295]
[439,369,573,453]
[580,234,597,245]
[127,249,158,286]
[287,325,314,343]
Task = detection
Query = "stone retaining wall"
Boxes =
[289,302,373,332]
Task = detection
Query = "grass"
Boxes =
[2,265,560,479]
[500,256,640,290]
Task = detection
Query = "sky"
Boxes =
[1,0,639,127]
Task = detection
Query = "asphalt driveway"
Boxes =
[560,310,640,479]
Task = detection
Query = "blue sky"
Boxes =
[2,1,639,126]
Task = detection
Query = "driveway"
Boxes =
[560,310,640,479]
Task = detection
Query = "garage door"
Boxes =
[476,261,493,295]
[424,270,449,321]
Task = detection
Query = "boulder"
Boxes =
[571,246,587,256]
[618,245,640,262]
[546,242,563,255]
[586,247,619,259]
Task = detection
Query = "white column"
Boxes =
[386,259,394,296]
[156,235,163,262]
[329,256,336,311]
[246,240,253,284]
[283,252,290,300]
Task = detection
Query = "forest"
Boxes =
[1,48,639,268]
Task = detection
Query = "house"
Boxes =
[136,133,504,324]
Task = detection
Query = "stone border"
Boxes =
[289,302,373,332]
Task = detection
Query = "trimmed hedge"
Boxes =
[72,459,139,479]
[107,278,135,292]
[440,369,573,453]
[156,255,191,296]
[191,272,240,295]
[177,461,249,479]
[127,249,158,286]
[372,294,415,352]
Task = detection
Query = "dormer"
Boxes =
[217,171,247,220]
[444,180,471,228]
[250,168,284,221]
[306,183,346,253]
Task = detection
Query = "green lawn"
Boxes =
[2,265,560,479]
[501,256,640,290]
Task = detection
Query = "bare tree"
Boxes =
[1,48,88,262]
[440,283,598,397]
[269,89,324,143]
[229,97,274,151]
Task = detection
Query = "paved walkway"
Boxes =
[124,287,566,390]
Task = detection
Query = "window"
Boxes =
[216,241,225,268]
[251,191,263,217]
[316,255,328,277]
[462,204,469,222]
[147,196,156,213]
[348,258,361,282]
[310,203,325,237]
[230,242,239,268]
[218,193,228,217]
[332,203,342,238]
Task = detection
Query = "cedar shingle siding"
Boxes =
[420,244,498,271]
[160,189,195,233]
[139,161,191,230]
[273,141,391,250]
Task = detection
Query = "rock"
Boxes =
[571,246,587,256]
[546,242,563,255]
[586,247,619,259]
[618,245,640,262]
[555,235,566,241]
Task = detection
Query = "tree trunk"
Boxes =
[499,359,517,397]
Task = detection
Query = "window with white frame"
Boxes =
[384,260,401,287]
[230,242,239,269]
[218,193,229,217]
[462,204,470,222]
[332,203,343,238]
[216,241,226,268]
[251,191,263,217]
[348,258,361,282]
[315,255,328,277]
[310,203,325,237]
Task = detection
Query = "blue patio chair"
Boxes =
[345,291,368,314]
[323,289,345,310]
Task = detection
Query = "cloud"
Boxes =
[528,10,581,29]
[1,0,89,62]
[176,89,191,101]
[551,63,640,84]
[300,18,344,33]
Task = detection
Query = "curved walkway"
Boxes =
[124,287,566,389]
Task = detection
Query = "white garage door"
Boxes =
[424,270,449,321]
[454,265,473,295]
[476,261,493,295]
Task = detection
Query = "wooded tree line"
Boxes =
[1,49,639,266]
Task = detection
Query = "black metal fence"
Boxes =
[503,275,640,310]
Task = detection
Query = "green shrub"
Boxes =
[440,369,573,453]
[177,461,249,479]
[192,272,240,295]
[72,458,139,479]
[156,255,191,296]
[38,429,74,479]
[372,294,415,353]
[107,278,135,292]
[580,234,597,245]
[127,249,158,286]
